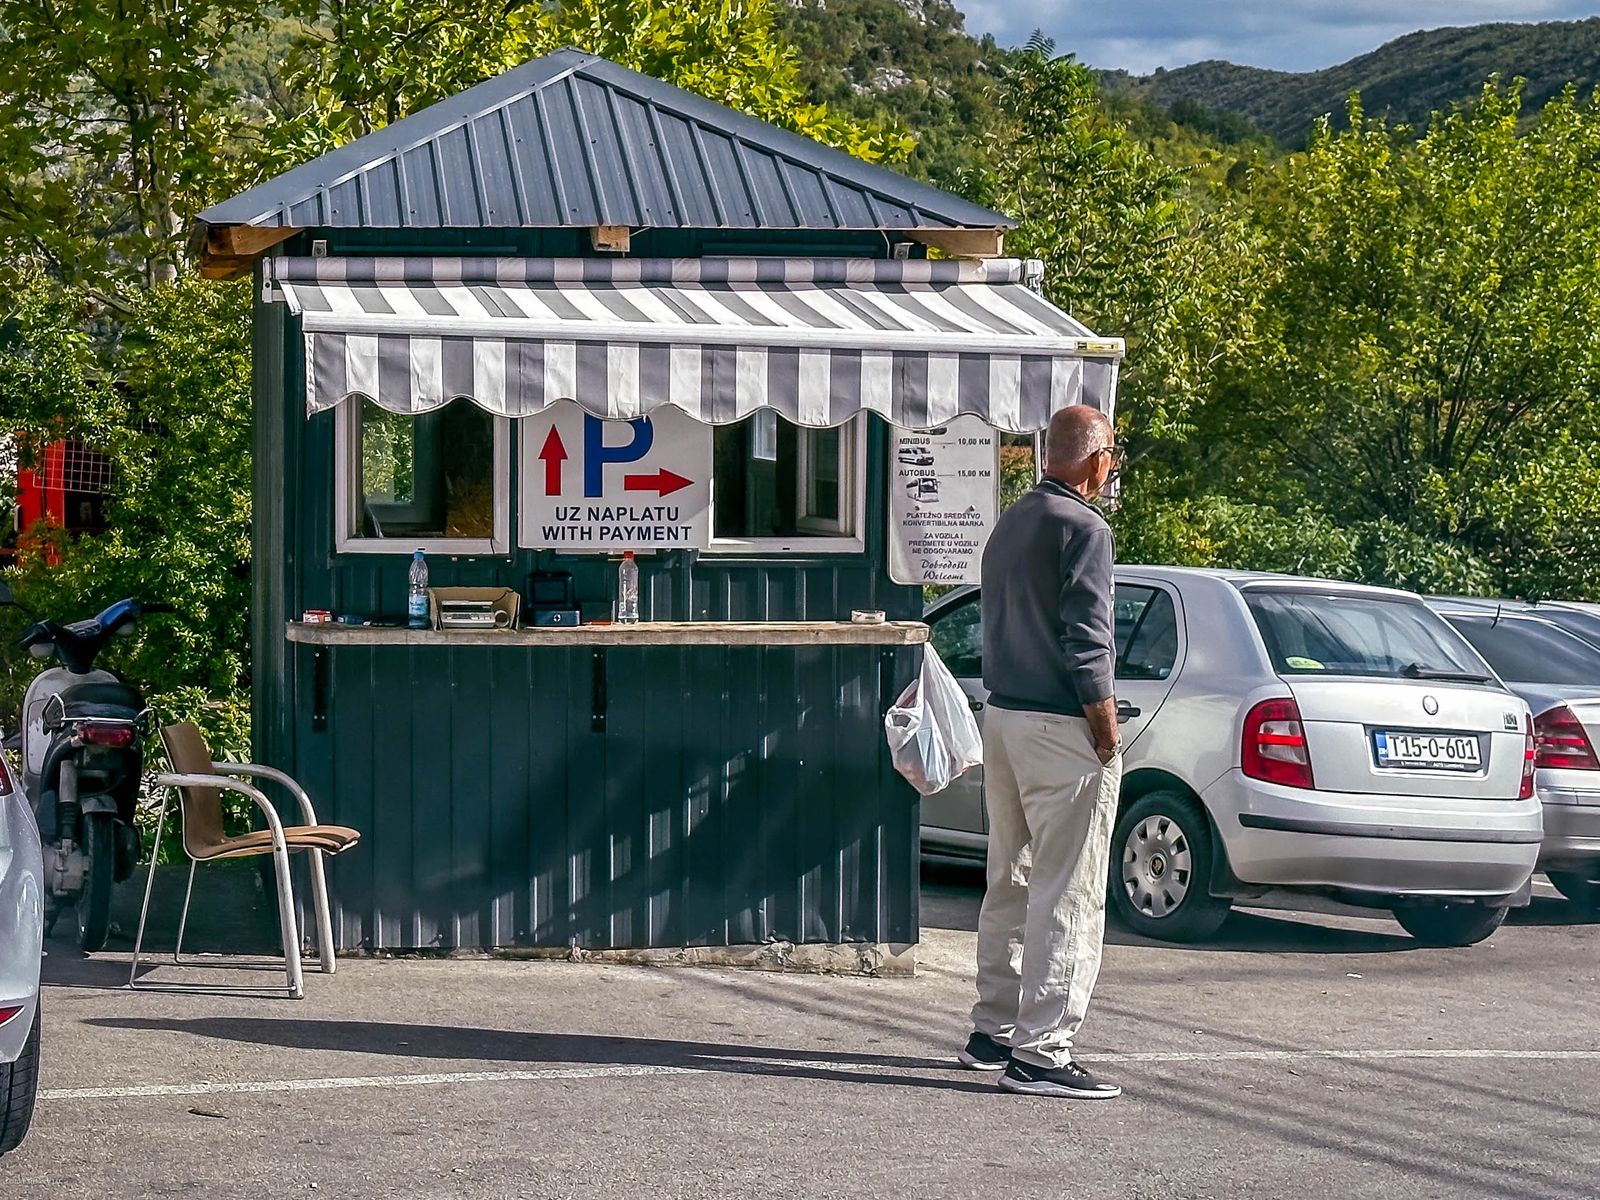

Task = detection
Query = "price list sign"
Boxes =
[887,415,999,586]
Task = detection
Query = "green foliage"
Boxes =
[0,0,266,291]
[264,0,912,173]
[776,0,1002,189]
[0,278,253,758]
[1114,494,1494,595]
[964,45,1268,461]
[1195,82,1600,596]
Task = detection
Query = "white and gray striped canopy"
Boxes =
[267,256,1122,432]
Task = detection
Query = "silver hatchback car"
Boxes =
[923,567,1542,946]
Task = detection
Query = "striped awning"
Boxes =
[267,256,1123,432]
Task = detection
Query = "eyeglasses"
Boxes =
[1098,444,1127,471]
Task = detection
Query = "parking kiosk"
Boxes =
[196,49,1122,963]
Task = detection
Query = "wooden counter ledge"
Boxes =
[286,619,929,647]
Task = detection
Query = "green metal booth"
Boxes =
[196,49,1122,961]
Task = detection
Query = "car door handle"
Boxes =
[1116,701,1141,722]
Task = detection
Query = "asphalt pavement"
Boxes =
[5,866,1598,1199]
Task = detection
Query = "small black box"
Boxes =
[532,609,583,627]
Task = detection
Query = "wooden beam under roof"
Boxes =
[907,228,1005,259]
[590,225,632,253]
[197,224,303,277]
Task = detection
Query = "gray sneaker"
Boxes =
[998,1058,1122,1098]
[956,1031,1012,1071]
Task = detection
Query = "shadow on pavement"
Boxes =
[921,861,1427,954]
[85,1015,997,1094]
[1508,894,1597,926]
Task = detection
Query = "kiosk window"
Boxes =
[336,399,510,554]
[710,414,863,551]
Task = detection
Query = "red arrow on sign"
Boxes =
[537,427,568,495]
[623,469,693,497]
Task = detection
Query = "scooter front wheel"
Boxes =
[76,814,115,952]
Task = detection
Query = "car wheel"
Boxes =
[1109,790,1232,943]
[1391,902,1507,947]
[1545,869,1600,915]
[0,1001,40,1157]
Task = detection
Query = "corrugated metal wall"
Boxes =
[253,229,925,951]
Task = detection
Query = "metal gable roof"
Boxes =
[198,48,1011,237]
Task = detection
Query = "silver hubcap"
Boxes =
[1122,814,1192,918]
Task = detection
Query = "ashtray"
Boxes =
[850,609,886,625]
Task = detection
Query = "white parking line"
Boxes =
[37,1048,1600,1103]
[41,1065,703,1101]
[1096,1049,1600,1063]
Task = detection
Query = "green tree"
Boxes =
[963,40,1267,468]
[0,278,254,752]
[0,0,266,292]
[267,0,911,170]
[1207,82,1600,596]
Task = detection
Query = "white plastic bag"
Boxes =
[884,643,984,796]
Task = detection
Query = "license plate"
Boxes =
[1374,730,1481,770]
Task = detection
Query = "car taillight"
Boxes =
[78,721,136,748]
[1242,697,1315,789]
[0,755,11,796]
[0,1006,21,1028]
[1534,705,1599,772]
[1521,713,1538,799]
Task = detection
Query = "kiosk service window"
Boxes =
[333,399,865,557]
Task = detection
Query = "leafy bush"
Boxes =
[1,278,253,855]
[1114,493,1495,595]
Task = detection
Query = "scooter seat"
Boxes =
[59,680,144,718]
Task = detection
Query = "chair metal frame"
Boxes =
[129,761,339,1000]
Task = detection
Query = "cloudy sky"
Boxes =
[958,1,1600,74]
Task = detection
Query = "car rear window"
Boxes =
[1244,590,1489,680]
[1533,606,1600,649]
[1446,615,1600,686]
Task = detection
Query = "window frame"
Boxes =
[1114,584,1180,682]
[333,399,512,557]
[705,415,867,555]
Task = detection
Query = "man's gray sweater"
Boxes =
[980,478,1115,714]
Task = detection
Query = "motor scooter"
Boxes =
[0,583,167,950]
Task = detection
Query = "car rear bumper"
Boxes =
[1207,770,1542,898]
[1536,783,1600,868]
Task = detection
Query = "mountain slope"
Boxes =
[779,0,1006,189]
[1103,19,1600,143]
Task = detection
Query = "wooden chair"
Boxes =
[130,722,360,998]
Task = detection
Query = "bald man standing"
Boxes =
[957,404,1125,1099]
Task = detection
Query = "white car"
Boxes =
[923,568,1542,946]
[0,740,43,1155]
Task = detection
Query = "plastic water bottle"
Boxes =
[408,549,429,629]
[617,551,639,625]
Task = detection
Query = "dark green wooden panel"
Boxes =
[367,646,417,948]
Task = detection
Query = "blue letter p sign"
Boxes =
[583,414,653,497]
